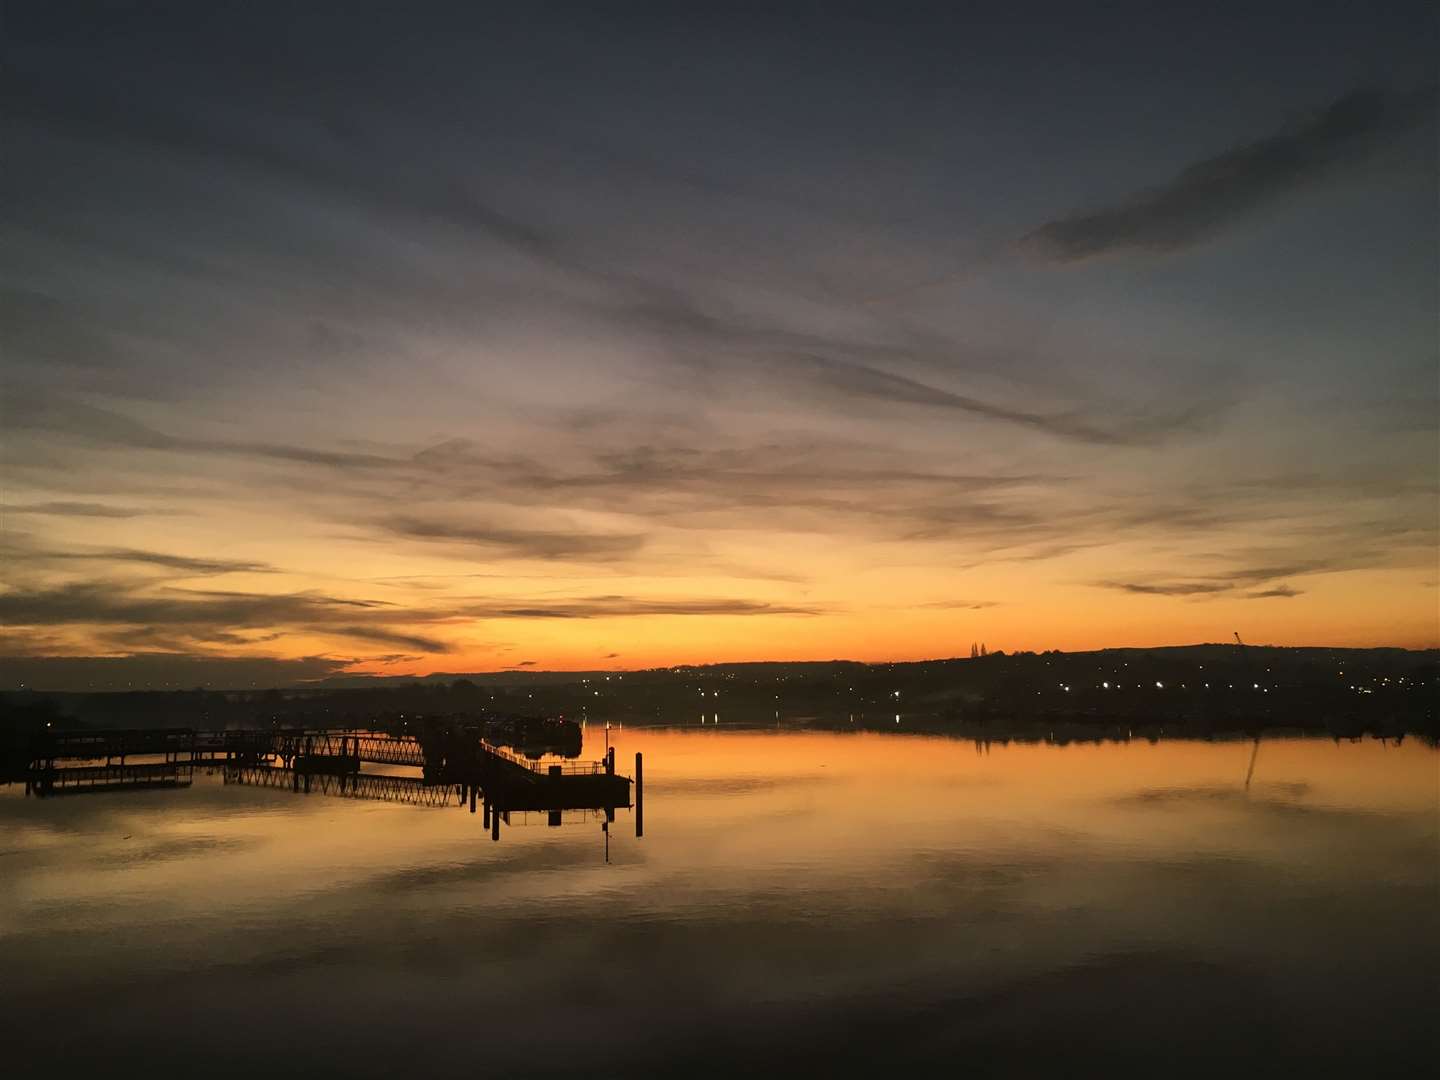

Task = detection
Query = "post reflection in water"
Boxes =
[1,729,1435,1077]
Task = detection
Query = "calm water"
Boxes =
[3,730,1436,1077]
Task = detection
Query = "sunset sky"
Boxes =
[3,2,1436,688]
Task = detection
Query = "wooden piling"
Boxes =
[635,751,644,838]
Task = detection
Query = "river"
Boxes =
[2,728,1435,1076]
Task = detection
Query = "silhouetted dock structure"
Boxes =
[25,760,195,797]
[14,722,638,839]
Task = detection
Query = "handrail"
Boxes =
[476,738,607,776]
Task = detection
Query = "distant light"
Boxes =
[1102,681,1110,689]
[1155,681,1164,689]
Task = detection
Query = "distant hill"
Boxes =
[304,645,1436,689]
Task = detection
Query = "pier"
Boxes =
[12,721,639,839]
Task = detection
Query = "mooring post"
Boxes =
[469,785,477,814]
[482,798,490,827]
[606,747,615,775]
[491,804,500,841]
[635,751,644,838]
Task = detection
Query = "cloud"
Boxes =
[376,516,647,562]
[1244,586,1302,599]
[458,596,822,619]
[616,284,1231,447]
[920,599,1001,610]
[1099,581,1234,597]
[789,353,1222,447]
[0,582,447,654]
[6,395,405,471]
[3,501,156,518]
[326,626,452,653]
[0,572,818,674]
[55,549,273,575]
[1098,580,1302,601]
[1023,87,1430,262]
[1,535,272,576]
[0,653,355,691]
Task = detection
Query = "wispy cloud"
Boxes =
[1097,579,1303,601]
[1245,586,1302,599]
[1023,87,1430,262]
[456,596,822,619]
[62,549,273,575]
[376,516,647,562]
[6,395,406,471]
[3,541,272,576]
[788,353,1229,447]
[3,501,158,519]
[1098,581,1235,597]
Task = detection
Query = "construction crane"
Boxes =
[1235,631,1260,790]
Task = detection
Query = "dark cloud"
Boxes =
[1244,586,1302,599]
[0,583,388,630]
[1024,87,1430,262]
[0,653,353,691]
[1099,581,1235,597]
[326,626,451,653]
[1099,580,1301,601]
[0,583,447,655]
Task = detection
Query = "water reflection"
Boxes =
[1,730,1435,1076]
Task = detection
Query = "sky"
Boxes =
[2,2,1437,689]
